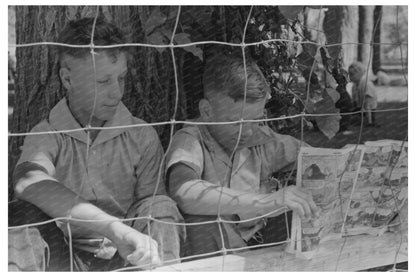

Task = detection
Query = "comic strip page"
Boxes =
[344,142,407,235]
[363,140,408,231]
[289,141,408,258]
[291,146,363,258]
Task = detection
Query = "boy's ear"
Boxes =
[59,67,71,90]
[199,99,212,119]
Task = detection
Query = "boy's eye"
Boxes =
[98,79,110,84]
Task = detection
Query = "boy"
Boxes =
[13,17,183,270]
[348,61,379,127]
[166,54,318,257]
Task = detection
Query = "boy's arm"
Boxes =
[168,163,318,220]
[14,169,161,266]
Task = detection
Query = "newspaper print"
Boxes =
[342,141,407,235]
[364,140,408,229]
[366,140,408,188]
[292,146,363,257]
[288,141,407,258]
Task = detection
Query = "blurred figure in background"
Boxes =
[348,62,379,128]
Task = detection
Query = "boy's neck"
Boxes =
[223,147,234,158]
[81,118,105,144]
[67,99,105,127]
[67,99,105,142]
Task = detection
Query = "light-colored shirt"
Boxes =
[166,122,302,243]
[16,98,166,238]
[352,75,378,109]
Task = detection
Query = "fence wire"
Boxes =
[8,5,408,272]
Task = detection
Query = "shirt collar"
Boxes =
[197,123,232,166]
[49,98,134,146]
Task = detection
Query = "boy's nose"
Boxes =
[107,82,122,100]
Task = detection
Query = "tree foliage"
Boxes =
[223,6,344,139]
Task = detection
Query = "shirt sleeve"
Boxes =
[14,121,60,183]
[134,126,167,200]
[165,129,204,177]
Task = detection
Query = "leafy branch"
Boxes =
[243,6,343,139]
[144,7,203,60]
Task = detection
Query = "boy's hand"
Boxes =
[273,186,319,220]
[108,222,161,268]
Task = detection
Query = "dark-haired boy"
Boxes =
[13,17,183,270]
[166,54,318,257]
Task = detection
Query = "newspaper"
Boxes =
[360,140,408,229]
[289,140,408,258]
[288,146,363,258]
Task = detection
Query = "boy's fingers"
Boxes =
[299,193,319,217]
[126,242,155,266]
[287,201,305,219]
[150,241,160,263]
[291,187,319,218]
[136,250,160,268]
[309,200,320,218]
[130,239,160,267]
[151,255,161,266]
[136,254,151,267]
[297,196,312,220]
[127,249,145,265]
[284,188,313,219]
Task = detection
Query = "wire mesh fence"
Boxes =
[8,5,408,271]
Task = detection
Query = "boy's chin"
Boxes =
[96,110,117,123]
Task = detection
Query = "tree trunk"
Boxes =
[323,7,343,59]
[372,5,383,73]
[323,6,359,69]
[358,6,375,74]
[303,7,326,45]
[9,6,68,200]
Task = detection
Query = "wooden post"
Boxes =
[358,6,375,74]
[372,6,383,73]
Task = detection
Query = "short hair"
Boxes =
[203,54,270,103]
[57,16,126,63]
[348,61,366,75]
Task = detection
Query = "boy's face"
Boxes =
[61,51,128,127]
[204,95,266,154]
[348,69,362,83]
